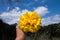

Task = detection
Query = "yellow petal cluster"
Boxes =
[19,12,42,33]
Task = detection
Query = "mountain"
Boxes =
[0,19,16,40]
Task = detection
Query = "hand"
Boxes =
[15,25,25,40]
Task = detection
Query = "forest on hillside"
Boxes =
[0,19,60,40]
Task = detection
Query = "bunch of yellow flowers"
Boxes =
[19,12,42,33]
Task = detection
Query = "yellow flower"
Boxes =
[19,12,42,33]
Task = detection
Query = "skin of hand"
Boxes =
[15,25,25,40]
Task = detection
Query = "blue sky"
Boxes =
[0,0,60,26]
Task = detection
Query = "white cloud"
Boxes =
[41,14,60,26]
[0,7,29,24]
[34,6,49,16]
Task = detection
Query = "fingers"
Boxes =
[16,24,24,34]
[16,24,25,40]
[16,25,20,29]
[16,24,22,32]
